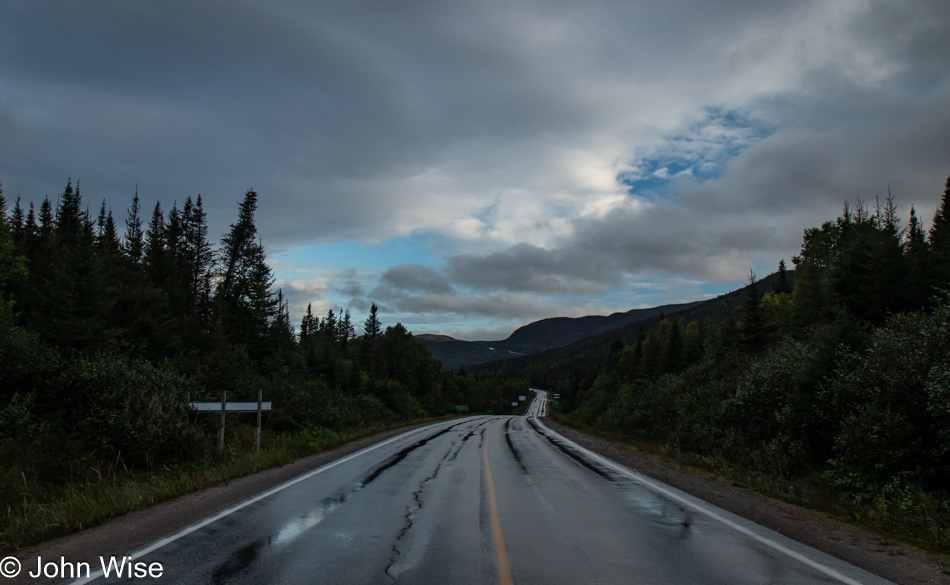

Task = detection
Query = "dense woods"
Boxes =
[559,178,950,551]
[0,181,524,548]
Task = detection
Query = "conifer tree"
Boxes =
[269,288,295,349]
[929,176,950,291]
[95,200,121,258]
[364,303,382,344]
[10,198,25,251]
[55,178,85,246]
[165,203,185,293]
[215,190,277,357]
[341,309,354,345]
[219,191,255,296]
[773,259,792,294]
[123,189,144,264]
[363,302,382,374]
[23,202,37,253]
[39,179,107,347]
[322,308,337,339]
[182,195,213,312]
[37,197,53,241]
[300,303,317,344]
[0,184,27,311]
[905,206,931,308]
[145,201,166,286]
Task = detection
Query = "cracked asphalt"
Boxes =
[71,392,896,585]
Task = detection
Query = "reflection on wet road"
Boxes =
[77,391,893,585]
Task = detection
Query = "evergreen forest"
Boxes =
[0,181,525,550]
[556,178,950,552]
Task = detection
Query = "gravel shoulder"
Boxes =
[544,418,950,585]
[9,416,949,585]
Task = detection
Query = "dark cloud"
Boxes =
[446,76,950,292]
[380,262,453,294]
[369,284,592,321]
[2,0,950,333]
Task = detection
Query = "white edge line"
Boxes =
[530,414,869,585]
[68,418,466,584]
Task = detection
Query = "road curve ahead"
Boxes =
[71,390,893,585]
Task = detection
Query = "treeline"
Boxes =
[563,178,950,550]
[0,181,524,514]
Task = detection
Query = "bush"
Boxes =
[65,353,202,467]
[828,301,950,489]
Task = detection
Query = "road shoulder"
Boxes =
[543,418,949,585]
[8,420,444,585]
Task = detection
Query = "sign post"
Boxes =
[190,395,273,451]
[254,389,263,454]
[218,390,227,450]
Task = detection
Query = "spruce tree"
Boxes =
[905,206,931,308]
[322,308,337,339]
[23,202,37,254]
[0,184,27,309]
[123,189,144,264]
[37,197,54,241]
[9,197,25,255]
[300,303,317,344]
[363,302,382,374]
[341,309,354,347]
[38,179,108,347]
[773,259,792,294]
[215,190,277,357]
[144,201,166,286]
[363,303,382,344]
[929,176,950,291]
[182,195,213,313]
[95,200,121,258]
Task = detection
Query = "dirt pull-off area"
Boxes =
[544,419,950,585]
[9,418,950,585]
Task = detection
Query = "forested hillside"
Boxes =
[560,180,950,552]
[420,301,701,370]
[0,181,524,549]
[473,272,790,391]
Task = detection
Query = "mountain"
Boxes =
[468,271,794,387]
[416,301,701,370]
[414,334,458,343]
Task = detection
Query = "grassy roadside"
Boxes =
[0,416,454,553]
[550,412,950,563]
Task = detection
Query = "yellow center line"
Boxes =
[483,421,514,585]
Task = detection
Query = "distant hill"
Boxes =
[415,334,458,343]
[416,301,701,370]
[468,271,793,387]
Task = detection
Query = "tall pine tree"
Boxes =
[215,190,277,359]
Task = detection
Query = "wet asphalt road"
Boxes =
[72,391,893,585]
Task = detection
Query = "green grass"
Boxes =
[0,416,452,552]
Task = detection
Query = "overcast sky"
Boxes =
[3,0,949,340]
